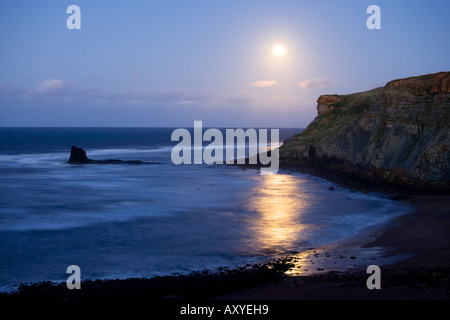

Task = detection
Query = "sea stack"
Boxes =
[67,146,149,165]
[68,146,92,164]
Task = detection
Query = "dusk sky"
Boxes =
[0,0,449,128]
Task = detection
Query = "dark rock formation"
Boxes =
[68,146,92,164]
[280,71,450,192]
[67,146,151,165]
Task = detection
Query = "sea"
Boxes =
[0,127,412,290]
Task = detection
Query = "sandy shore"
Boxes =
[218,195,450,300]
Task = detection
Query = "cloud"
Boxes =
[1,79,215,108]
[146,90,207,103]
[269,95,304,105]
[111,89,209,105]
[248,80,277,88]
[298,77,336,89]
[30,78,75,96]
[225,92,255,104]
[13,79,210,106]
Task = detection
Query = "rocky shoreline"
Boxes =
[278,162,450,196]
[0,258,294,301]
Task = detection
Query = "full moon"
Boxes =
[273,45,286,56]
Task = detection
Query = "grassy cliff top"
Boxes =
[282,72,450,152]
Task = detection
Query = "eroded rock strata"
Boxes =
[280,72,450,192]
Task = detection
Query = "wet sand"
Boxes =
[218,195,450,300]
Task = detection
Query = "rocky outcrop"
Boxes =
[385,72,450,95]
[68,146,152,165]
[280,72,450,191]
[68,146,93,164]
[317,95,341,115]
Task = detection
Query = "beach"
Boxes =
[219,195,450,300]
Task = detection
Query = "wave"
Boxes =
[0,147,175,165]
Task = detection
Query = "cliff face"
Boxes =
[280,72,450,185]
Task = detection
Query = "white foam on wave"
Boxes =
[87,147,173,156]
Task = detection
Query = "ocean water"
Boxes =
[0,128,411,289]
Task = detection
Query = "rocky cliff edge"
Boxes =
[280,72,450,192]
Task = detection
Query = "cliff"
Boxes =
[280,72,450,192]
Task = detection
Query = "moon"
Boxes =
[273,45,286,56]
